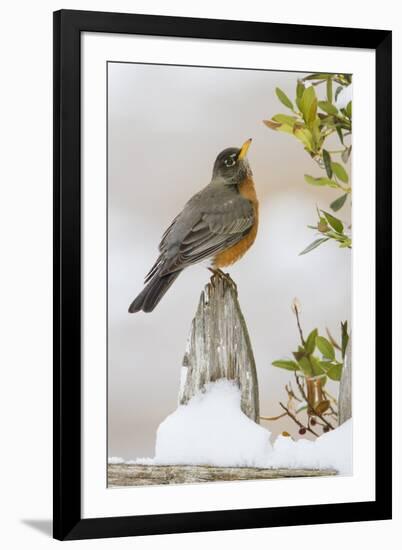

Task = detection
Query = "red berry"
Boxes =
[299,428,307,435]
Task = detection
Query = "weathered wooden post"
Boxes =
[108,274,341,485]
[338,333,352,425]
[179,272,260,423]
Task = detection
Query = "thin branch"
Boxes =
[294,307,305,346]
[279,402,319,437]
[260,412,287,422]
[326,327,342,351]
[285,382,302,403]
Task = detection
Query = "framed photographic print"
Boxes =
[53,9,392,541]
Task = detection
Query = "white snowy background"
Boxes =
[108,63,352,460]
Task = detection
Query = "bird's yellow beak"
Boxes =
[238,138,252,160]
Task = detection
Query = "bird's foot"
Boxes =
[208,267,238,293]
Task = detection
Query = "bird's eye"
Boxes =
[224,157,236,167]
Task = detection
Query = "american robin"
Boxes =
[129,138,258,313]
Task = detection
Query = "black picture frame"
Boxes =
[53,9,392,541]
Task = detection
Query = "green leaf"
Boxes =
[322,211,344,233]
[335,85,343,102]
[332,162,349,183]
[341,146,352,164]
[322,149,333,179]
[310,355,325,376]
[272,114,298,126]
[327,363,343,381]
[318,101,338,115]
[276,124,295,135]
[319,114,335,124]
[330,193,348,212]
[336,126,345,145]
[272,360,299,371]
[311,118,323,149]
[275,87,294,110]
[341,321,349,359]
[346,100,352,118]
[305,329,318,354]
[294,128,314,151]
[296,79,305,101]
[297,356,313,376]
[299,238,330,256]
[304,175,337,187]
[316,336,335,360]
[299,86,317,126]
[326,78,333,103]
[319,360,332,371]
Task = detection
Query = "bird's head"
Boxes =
[212,138,253,185]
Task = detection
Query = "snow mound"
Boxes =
[132,380,352,475]
[266,419,352,475]
[126,457,155,466]
[154,379,273,468]
[108,456,124,464]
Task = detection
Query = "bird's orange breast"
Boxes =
[213,176,259,268]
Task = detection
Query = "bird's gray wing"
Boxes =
[147,194,254,278]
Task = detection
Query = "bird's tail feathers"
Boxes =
[128,270,181,313]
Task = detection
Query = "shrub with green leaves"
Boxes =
[300,208,351,255]
[263,300,349,438]
[272,323,349,383]
[264,73,352,254]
